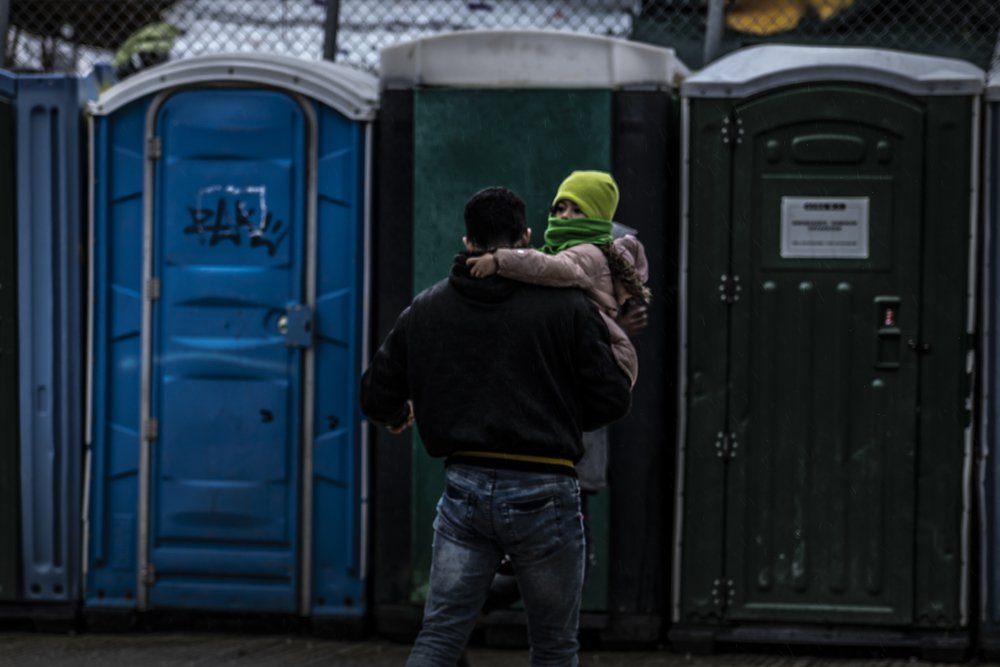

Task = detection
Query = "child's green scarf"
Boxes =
[540,216,613,255]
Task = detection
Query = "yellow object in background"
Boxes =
[807,0,856,20]
[725,0,856,36]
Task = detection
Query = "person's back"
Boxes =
[360,186,631,667]
[374,258,629,461]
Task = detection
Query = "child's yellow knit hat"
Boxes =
[551,170,620,222]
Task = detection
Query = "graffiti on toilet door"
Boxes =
[184,185,288,255]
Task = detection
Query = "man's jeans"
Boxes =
[406,464,585,667]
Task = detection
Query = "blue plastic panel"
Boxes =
[88,76,367,616]
[310,102,365,617]
[87,96,147,608]
[0,69,17,603]
[16,74,90,603]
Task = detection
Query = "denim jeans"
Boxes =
[406,464,585,667]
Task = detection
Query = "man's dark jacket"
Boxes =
[360,254,631,463]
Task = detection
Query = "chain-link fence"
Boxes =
[3,0,999,79]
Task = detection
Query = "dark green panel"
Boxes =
[678,98,734,624]
[411,88,612,604]
[0,96,18,602]
[913,96,975,628]
[725,86,924,624]
[582,490,609,612]
[608,90,677,631]
[372,90,415,612]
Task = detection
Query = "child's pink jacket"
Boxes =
[492,235,648,386]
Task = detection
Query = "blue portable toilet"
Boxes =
[85,54,377,617]
[983,41,1000,659]
[0,70,17,605]
[5,72,94,608]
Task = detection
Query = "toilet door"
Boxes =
[724,85,925,624]
[144,88,309,611]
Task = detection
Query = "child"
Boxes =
[466,170,650,386]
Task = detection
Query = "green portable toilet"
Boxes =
[372,30,687,643]
[673,45,984,659]
[0,70,17,604]
[980,37,1000,659]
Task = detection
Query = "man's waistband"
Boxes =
[446,450,577,478]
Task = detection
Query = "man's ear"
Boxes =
[519,228,532,247]
[463,236,476,253]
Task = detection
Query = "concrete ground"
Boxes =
[1,630,999,667]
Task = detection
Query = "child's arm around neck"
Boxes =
[494,244,604,289]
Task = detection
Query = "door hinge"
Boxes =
[141,562,156,587]
[715,431,738,460]
[146,277,160,301]
[147,136,162,161]
[718,274,741,304]
[712,578,735,610]
[721,114,743,146]
[143,418,159,441]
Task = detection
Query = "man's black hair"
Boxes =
[464,186,527,250]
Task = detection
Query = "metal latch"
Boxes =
[278,304,314,348]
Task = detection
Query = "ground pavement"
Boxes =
[1,630,999,667]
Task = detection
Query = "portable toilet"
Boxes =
[0,70,16,605]
[373,30,687,643]
[85,54,377,618]
[674,45,984,659]
[982,40,1000,659]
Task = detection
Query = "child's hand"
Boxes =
[618,304,649,336]
[466,253,498,278]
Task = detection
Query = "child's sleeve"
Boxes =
[611,235,650,305]
[493,246,603,290]
[612,235,649,282]
[600,311,638,387]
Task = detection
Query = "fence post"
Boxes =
[703,0,725,66]
[323,0,341,61]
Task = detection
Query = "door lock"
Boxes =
[279,304,314,348]
[874,296,901,369]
